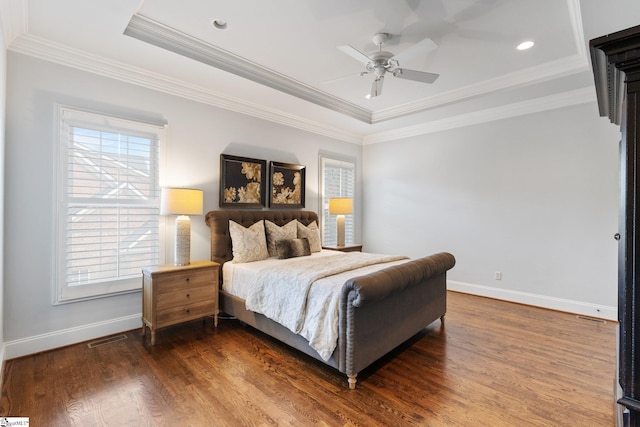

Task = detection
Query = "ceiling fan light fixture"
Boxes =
[517,41,534,50]
[370,77,384,98]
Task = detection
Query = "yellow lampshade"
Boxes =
[329,197,353,215]
[160,188,203,216]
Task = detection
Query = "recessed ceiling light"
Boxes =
[212,19,228,30]
[517,41,535,51]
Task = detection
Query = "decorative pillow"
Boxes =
[229,220,269,263]
[265,219,298,257]
[275,238,311,259]
[296,221,322,253]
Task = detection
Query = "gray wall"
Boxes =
[4,52,362,358]
[362,102,620,318]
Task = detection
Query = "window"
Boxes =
[320,156,355,246]
[55,107,164,303]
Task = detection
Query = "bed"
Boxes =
[205,209,455,389]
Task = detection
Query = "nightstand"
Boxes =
[322,244,363,252]
[141,260,219,345]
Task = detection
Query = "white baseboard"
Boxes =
[4,314,141,360]
[448,280,617,321]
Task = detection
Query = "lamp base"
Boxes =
[336,214,345,247]
[175,215,191,266]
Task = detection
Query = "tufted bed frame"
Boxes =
[205,209,455,389]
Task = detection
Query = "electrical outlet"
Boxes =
[495,271,502,280]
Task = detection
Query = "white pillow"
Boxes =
[296,221,322,253]
[229,220,269,263]
[265,219,298,257]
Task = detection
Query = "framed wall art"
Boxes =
[269,161,305,208]
[219,154,267,208]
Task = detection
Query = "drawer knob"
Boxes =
[186,293,190,298]
[186,277,190,282]
[186,309,190,314]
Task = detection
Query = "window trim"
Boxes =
[53,105,167,304]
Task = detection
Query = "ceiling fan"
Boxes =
[337,33,439,98]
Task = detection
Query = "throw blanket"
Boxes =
[245,252,408,359]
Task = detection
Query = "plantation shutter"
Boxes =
[56,107,163,302]
[320,157,355,246]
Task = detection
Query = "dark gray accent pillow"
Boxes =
[275,238,311,259]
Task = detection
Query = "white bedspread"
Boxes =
[242,251,408,360]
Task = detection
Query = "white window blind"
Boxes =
[56,107,163,303]
[320,156,355,246]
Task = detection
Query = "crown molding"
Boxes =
[0,0,27,48]
[8,33,596,147]
[371,54,589,123]
[372,0,589,122]
[124,11,590,127]
[5,0,593,146]
[567,0,588,60]
[124,14,373,124]
[363,86,596,145]
[8,33,363,144]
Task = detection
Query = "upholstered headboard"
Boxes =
[204,210,319,278]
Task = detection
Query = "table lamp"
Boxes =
[160,188,203,265]
[329,197,353,247]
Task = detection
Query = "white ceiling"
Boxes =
[3,0,640,143]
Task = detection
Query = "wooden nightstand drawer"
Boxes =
[156,300,217,327]
[141,260,219,345]
[156,284,215,310]
[154,269,213,292]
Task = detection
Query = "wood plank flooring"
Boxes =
[1,291,616,426]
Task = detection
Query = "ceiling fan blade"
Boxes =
[322,71,369,84]
[393,68,439,84]
[370,77,384,98]
[337,45,372,65]
[391,37,438,66]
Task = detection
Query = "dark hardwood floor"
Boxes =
[1,291,616,426]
